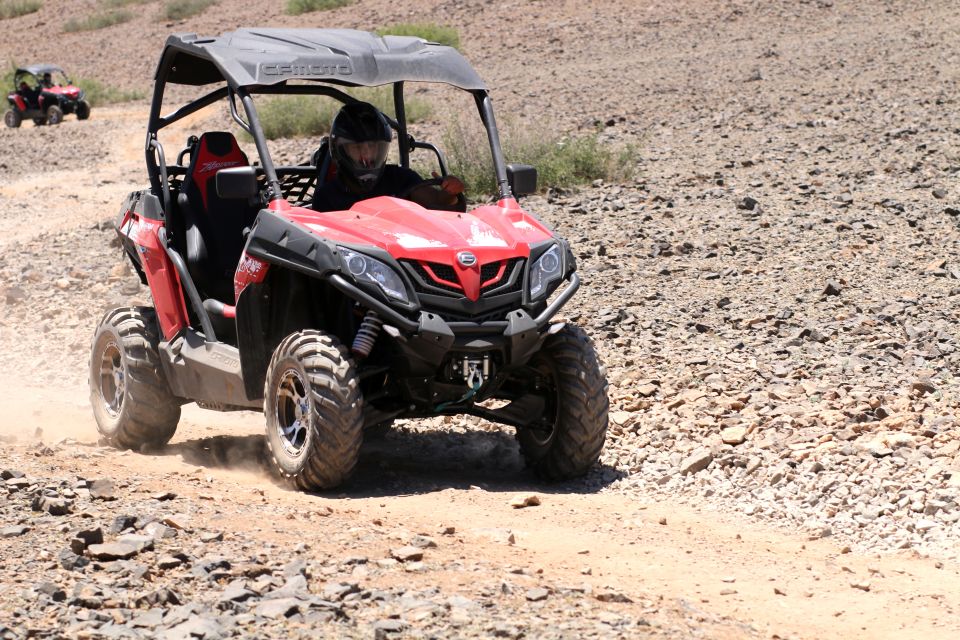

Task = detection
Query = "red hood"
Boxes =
[275,197,554,300]
[45,85,80,98]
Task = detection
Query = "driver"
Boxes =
[40,72,53,88]
[311,101,465,213]
[18,81,39,108]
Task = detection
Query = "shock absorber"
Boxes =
[351,311,382,358]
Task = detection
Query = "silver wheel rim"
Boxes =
[98,342,125,417]
[276,368,309,456]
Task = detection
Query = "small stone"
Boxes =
[256,597,302,619]
[823,280,842,296]
[409,535,437,549]
[636,384,658,397]
[200,531,223,543]
[720,426,747,445]
[595,590,633,603]
[391,546,424,563]
[373,619,406,637]
[1,526,29,538]
[59,549,89,571]
[36,582,66,602]
[509,494,542,509]
[525,587,549,602]
[680,448,713,475]
[157,555,183,570]
[851,581,871,592]
[88,478,117,501]
[87,542,141,561]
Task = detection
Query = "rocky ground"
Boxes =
[3,0,960,638]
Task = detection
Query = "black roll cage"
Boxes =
[145,78,513,212]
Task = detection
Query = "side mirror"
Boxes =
[216,166,258,199]
[506,163,538,197]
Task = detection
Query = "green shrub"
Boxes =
[74,76,144,106]
[255,87,432,141]
[63,9,131,32]
[1,62,17,88]
[376,23,460,49]
[163,0,215,19]
[441,119,638,196]
[0,0,41,19]
[285,0,351,15]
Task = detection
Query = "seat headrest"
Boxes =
[187,132,249,208]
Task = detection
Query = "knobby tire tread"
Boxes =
[90,307,180,450]
[265,330,363,491]
[526,324,609,481]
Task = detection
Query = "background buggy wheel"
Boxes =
[46,105,63,125]
[517,324,609,480]
[89,307,181,449]
[264,330,363,491]
[4,110,21,128]
[76,99,91,120]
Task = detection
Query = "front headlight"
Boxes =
[529,244,562,300]
[339,247,410,304]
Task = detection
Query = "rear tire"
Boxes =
[264,330,363,491]
[46,105,63,125]
[76,100,91,120]
[517,324,609,480]
[89,307,181,449]
[4,110,21,128]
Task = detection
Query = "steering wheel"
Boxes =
[397,176,444,199]
[398,177,467,212]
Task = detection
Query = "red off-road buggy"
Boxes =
[89,29,609,490]
[4,64,91,128]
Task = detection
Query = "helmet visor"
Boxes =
[337,138,389,172]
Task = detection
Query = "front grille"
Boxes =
[404,261,462,295]
[481,258,525,295]
[428,262,458,284]
[480,262,502,283]
[401,257,527,299]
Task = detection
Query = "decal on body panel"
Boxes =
[467,221,508,247]
[393,233,447,249]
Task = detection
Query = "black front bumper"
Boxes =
[329,271,579,370]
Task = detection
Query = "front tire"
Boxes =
[4,109,21,128]
[517,324,609,480]
[76,100,91,120]
[46,105,63,125]
[264,331,363,491]
[89,307,181,449]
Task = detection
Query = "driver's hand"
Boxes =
[432,171,465,196]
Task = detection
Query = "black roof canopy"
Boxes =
[157,28,486,91]
[16,64,65,76]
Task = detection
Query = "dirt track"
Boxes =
[3,1,960,638]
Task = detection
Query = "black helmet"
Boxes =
[330,102,392,193]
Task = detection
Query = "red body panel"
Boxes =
[119,211,189,339]
[11,94,26,111]
[279,197,552,301]
[45,85,80,99]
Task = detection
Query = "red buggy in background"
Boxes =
[4,64,91,127]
